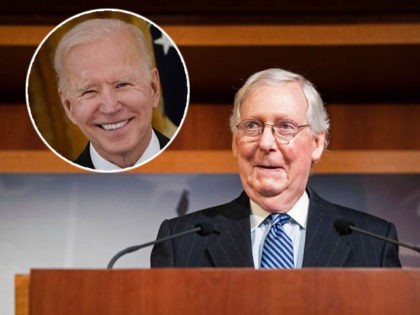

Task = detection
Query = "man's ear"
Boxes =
[232,133,238,159]
[150,68,161,109]
[59,90,77,125]
[311,131,326,164]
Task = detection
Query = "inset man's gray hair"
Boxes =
[54,18,152,92]
[230,68,330,148]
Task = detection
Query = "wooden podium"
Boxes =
[16,269,419,315]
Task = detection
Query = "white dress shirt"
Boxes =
[250,191,309,268]
[90,129,160,171]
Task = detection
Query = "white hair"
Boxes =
[230,68,330,148]
[54,18,152,92]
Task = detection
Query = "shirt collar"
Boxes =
[250,191,309,232]
[90,129,160,171]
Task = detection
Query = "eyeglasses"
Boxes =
[236,119,310,144]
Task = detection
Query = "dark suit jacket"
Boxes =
[74,129,170,169]
[150,189,401,268]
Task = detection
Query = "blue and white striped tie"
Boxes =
[261,214,294,269]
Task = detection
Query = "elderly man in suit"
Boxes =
[151,68,401,268]
[54,18,169,171]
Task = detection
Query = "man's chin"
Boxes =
[253,178,287,195]
[93,142,138,160]
[258,188,286,198]
[247,182,287,198]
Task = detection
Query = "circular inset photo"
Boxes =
[26,8,189,172]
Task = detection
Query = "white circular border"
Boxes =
[25,8,190,173]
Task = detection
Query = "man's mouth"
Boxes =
[256,164,282,170]
[99,119,130,131]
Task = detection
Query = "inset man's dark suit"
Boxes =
[151,189,401,268]
[74,129,169,169]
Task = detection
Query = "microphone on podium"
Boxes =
[334,218,420,253]
[107,222,215,269]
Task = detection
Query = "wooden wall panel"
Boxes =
[328,104,420,149]
[0,104,45,150]
[1,103,419,151]
[1,150,419,173]
[170,104,233,150]
[0,20,418,173]
[170,104,420,150]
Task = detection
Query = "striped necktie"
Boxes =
[260,213,294,269]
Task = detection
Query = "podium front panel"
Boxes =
[29,269,419,315]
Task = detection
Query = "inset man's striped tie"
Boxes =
[261,214,294,269]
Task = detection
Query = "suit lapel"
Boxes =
[203,190,353,268]
[74,143,94,169]
[303,190,351,267]
[206,193,254,267]
[153,128,170,148]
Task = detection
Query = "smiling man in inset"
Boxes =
[54,18,169,171]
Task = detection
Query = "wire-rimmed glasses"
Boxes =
[236,119,310,144]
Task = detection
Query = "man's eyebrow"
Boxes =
[76,82,95,92]
[116,74,136,82]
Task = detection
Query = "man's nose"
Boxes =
[99,88,121,113]
[258,125,277,151]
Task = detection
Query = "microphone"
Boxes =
[107,222,215,269]
[334,218,420,253]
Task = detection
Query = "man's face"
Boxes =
[232,82,325,212]
[59,29,160,167]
